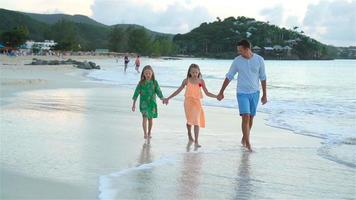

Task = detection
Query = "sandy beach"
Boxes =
[1,56,355,199]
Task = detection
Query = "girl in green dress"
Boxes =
[132,65,164,139]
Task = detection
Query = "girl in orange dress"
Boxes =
[164,64,218,147]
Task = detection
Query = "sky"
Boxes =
[2,0,356,46]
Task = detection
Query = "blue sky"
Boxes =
[2,0,356,46]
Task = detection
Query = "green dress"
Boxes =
[132,80,164,119]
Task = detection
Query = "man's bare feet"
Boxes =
[241,137,246,147]
[245,142,252,152]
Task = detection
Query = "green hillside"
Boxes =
[0,8,174,54]
[0,8,50,41]
[174,16,337,59]
[1,9,344,59]
[23,12,107,27]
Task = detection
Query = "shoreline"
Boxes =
[2,55,355,65]
[1,60,355,199]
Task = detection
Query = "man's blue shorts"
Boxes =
[237,91,260,116]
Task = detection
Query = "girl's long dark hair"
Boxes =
[139,65,156,85]
[186,63,202,79]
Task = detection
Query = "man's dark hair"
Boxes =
[237,39,251,49]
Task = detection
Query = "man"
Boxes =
[217,39,267,151]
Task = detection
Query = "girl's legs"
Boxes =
[186,124,194,142]
[194,125,201,147]
[148,118,153,138]
[142,117,148,139]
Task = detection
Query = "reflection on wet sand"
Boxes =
[178,141,203,199]
[234,150,253,200]
[138,139,153,164]
[133,139,154,199]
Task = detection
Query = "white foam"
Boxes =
[98,156,176,200]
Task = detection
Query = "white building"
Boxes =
[273,45,283,52]
[263,47,274,51]
[26,40,57,50]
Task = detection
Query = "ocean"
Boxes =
[1,56,355,199]
[88,57,356,169]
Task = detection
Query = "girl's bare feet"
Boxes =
[194,143,201,148]
[186,141,193,152]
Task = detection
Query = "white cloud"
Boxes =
[2,0,354,46]
[260,4,284,25]
[90,0,213,33]
[285,16,301,28]
[1,0,94,15]
[259,4,304,29]
[302,0,356,46]
[41,8,65,14]
[257,0,355,46]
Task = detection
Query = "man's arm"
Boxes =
[218,60,237,100]
[217,78,231,100]
[260,80,267,105]
[259,57,267,105]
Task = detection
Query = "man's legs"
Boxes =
[249,115,254,130]
[241,114,252,151]
[238,92,259,151]
[246,91,259,148]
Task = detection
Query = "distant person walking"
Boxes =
[135,55,141,73]
[124,55,130,72]
[217,39,267,152]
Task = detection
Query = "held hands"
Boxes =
[162,98,169,105]
[217,92,224,101]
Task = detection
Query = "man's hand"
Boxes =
[261,95,267,105]
[217,93,224,101]
[132,105,136,111]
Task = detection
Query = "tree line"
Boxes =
[0,15,343,59]
[173,16,338,59]
[108,26,176,56]
[0,20,176,56]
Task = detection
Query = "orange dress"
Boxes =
[184,81,205,128]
